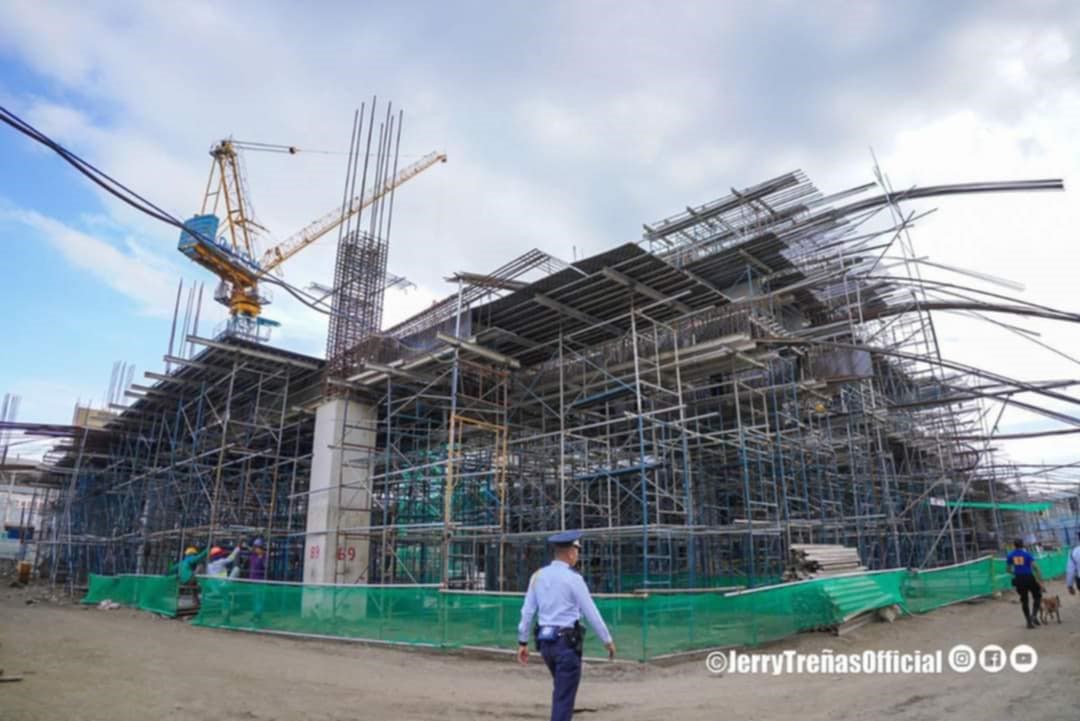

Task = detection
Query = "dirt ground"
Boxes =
[1,583,1078,721]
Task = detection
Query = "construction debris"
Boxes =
[786,544,866,581]
[833,612,875,637]
[833,602,903,636]
[0,670,23,684]
[876,604,901,623]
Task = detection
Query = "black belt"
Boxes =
[534,621,585,655]
[534,625,575,640]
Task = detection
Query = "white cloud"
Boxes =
[6,378,96,426]
[2,206,184,316]
[517,90,695,166]
[949,22,1074,99]
[0,2,606,343]
[0,0,1079,490]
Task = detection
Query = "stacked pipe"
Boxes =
[786,544,865,580]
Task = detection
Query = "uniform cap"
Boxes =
[184,546,198,556]
[547,530,583,548]
[252,538,264,548]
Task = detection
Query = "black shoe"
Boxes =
[1026,621,1035,629]
[1032,618,1041,626]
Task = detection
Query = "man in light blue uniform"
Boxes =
[516,530,615,721]
[1067,530,1080,596]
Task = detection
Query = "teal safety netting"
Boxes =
[81,574,179,616]
[82,551,1067,660]
[192,549,1070,661]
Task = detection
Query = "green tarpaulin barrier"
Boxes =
[903,558,995,613]
[192,549,1069,661]
[79,549,1068,659]
[1032,549,1069,579]
[81,574,179,617]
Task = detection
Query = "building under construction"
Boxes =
[26,168,1078,593]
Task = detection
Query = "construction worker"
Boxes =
[168,546,207,606]
[248,538,268,623]
[248,538,267,580]
[517,530,615,721]
[205,544,243,622]
[206,544,241,577]
[1006,538,1045,629]
[1066,530,1080,596]
[168,546,206,581]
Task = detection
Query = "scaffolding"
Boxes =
[39,336,322,588]
[33,168,1076,592]
[295,171,1069,591]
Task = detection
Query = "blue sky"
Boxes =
[2,0,1080,473]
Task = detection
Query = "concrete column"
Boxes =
[304,398,374,587]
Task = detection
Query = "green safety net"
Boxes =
[1031,548,1069,579]
[943,500,1053,512]
[187,549,1065,660]
[903,560,996,614]
[81,574,179,617]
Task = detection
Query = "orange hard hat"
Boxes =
[209,546,225,559]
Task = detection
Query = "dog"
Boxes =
[1039,594,1062,625]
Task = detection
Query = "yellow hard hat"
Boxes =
[184,546,198,556]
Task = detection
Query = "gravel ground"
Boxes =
[2,582,1078,721]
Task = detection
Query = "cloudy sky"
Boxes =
[2,0,1079,475]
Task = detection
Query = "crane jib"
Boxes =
[257,150,447,274]
[178,132,446,334]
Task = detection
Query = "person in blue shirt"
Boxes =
[1006,538,1046,629]
[517,530,616,721]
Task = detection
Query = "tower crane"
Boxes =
[178,139,446,339]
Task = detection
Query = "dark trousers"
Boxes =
[182,578,201,606]
[540,636,582,721]
[1013,574,1042,623]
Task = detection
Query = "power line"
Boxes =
[0,104,336,318]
